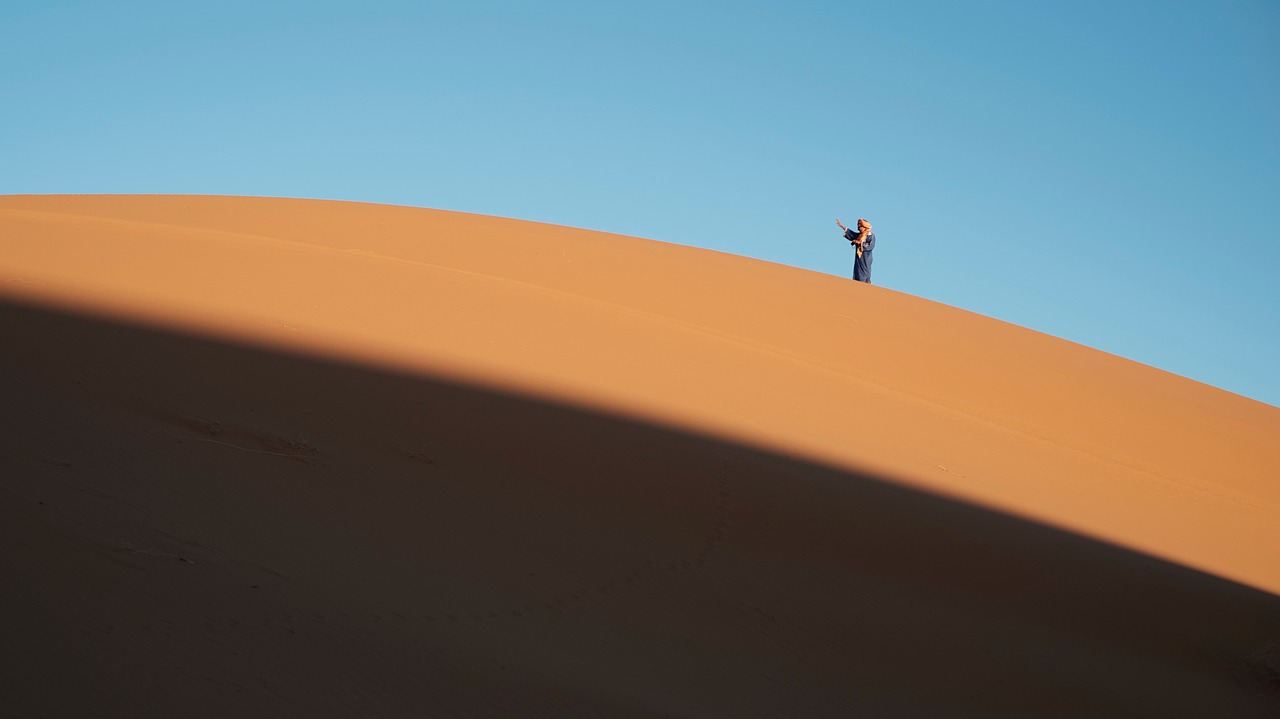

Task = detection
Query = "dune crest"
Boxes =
[4,195,1277,592]
[3,195,1279,716]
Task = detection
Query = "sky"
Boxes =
[3,1,1278,407]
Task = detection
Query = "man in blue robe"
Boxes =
[836,217,876,283]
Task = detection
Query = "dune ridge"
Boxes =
[4,195,1278,592]
[3,195,1279,716]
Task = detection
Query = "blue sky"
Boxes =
[4,1,1278,407]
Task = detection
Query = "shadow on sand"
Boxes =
[2,296,1278,718]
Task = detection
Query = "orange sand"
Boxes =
[2,195,1278,716]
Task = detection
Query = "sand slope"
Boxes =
[2,195,1278,716]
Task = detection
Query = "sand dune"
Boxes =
[2,195,1278,716]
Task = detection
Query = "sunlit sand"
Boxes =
[3,195,1278,716]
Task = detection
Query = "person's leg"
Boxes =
[853,262,871,283]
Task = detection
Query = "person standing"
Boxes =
[836,217,876,283]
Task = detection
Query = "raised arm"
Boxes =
[837,219,860,244]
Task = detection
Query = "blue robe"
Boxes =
[844,229,875,283]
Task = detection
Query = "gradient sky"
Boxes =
[4,1,1278,407]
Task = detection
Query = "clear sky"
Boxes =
[4,1,1278,407]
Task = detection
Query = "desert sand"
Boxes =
[2,194,1278,717]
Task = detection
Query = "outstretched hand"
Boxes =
[836,219,846,231]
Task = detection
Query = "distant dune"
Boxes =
[3,195,1278,717]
